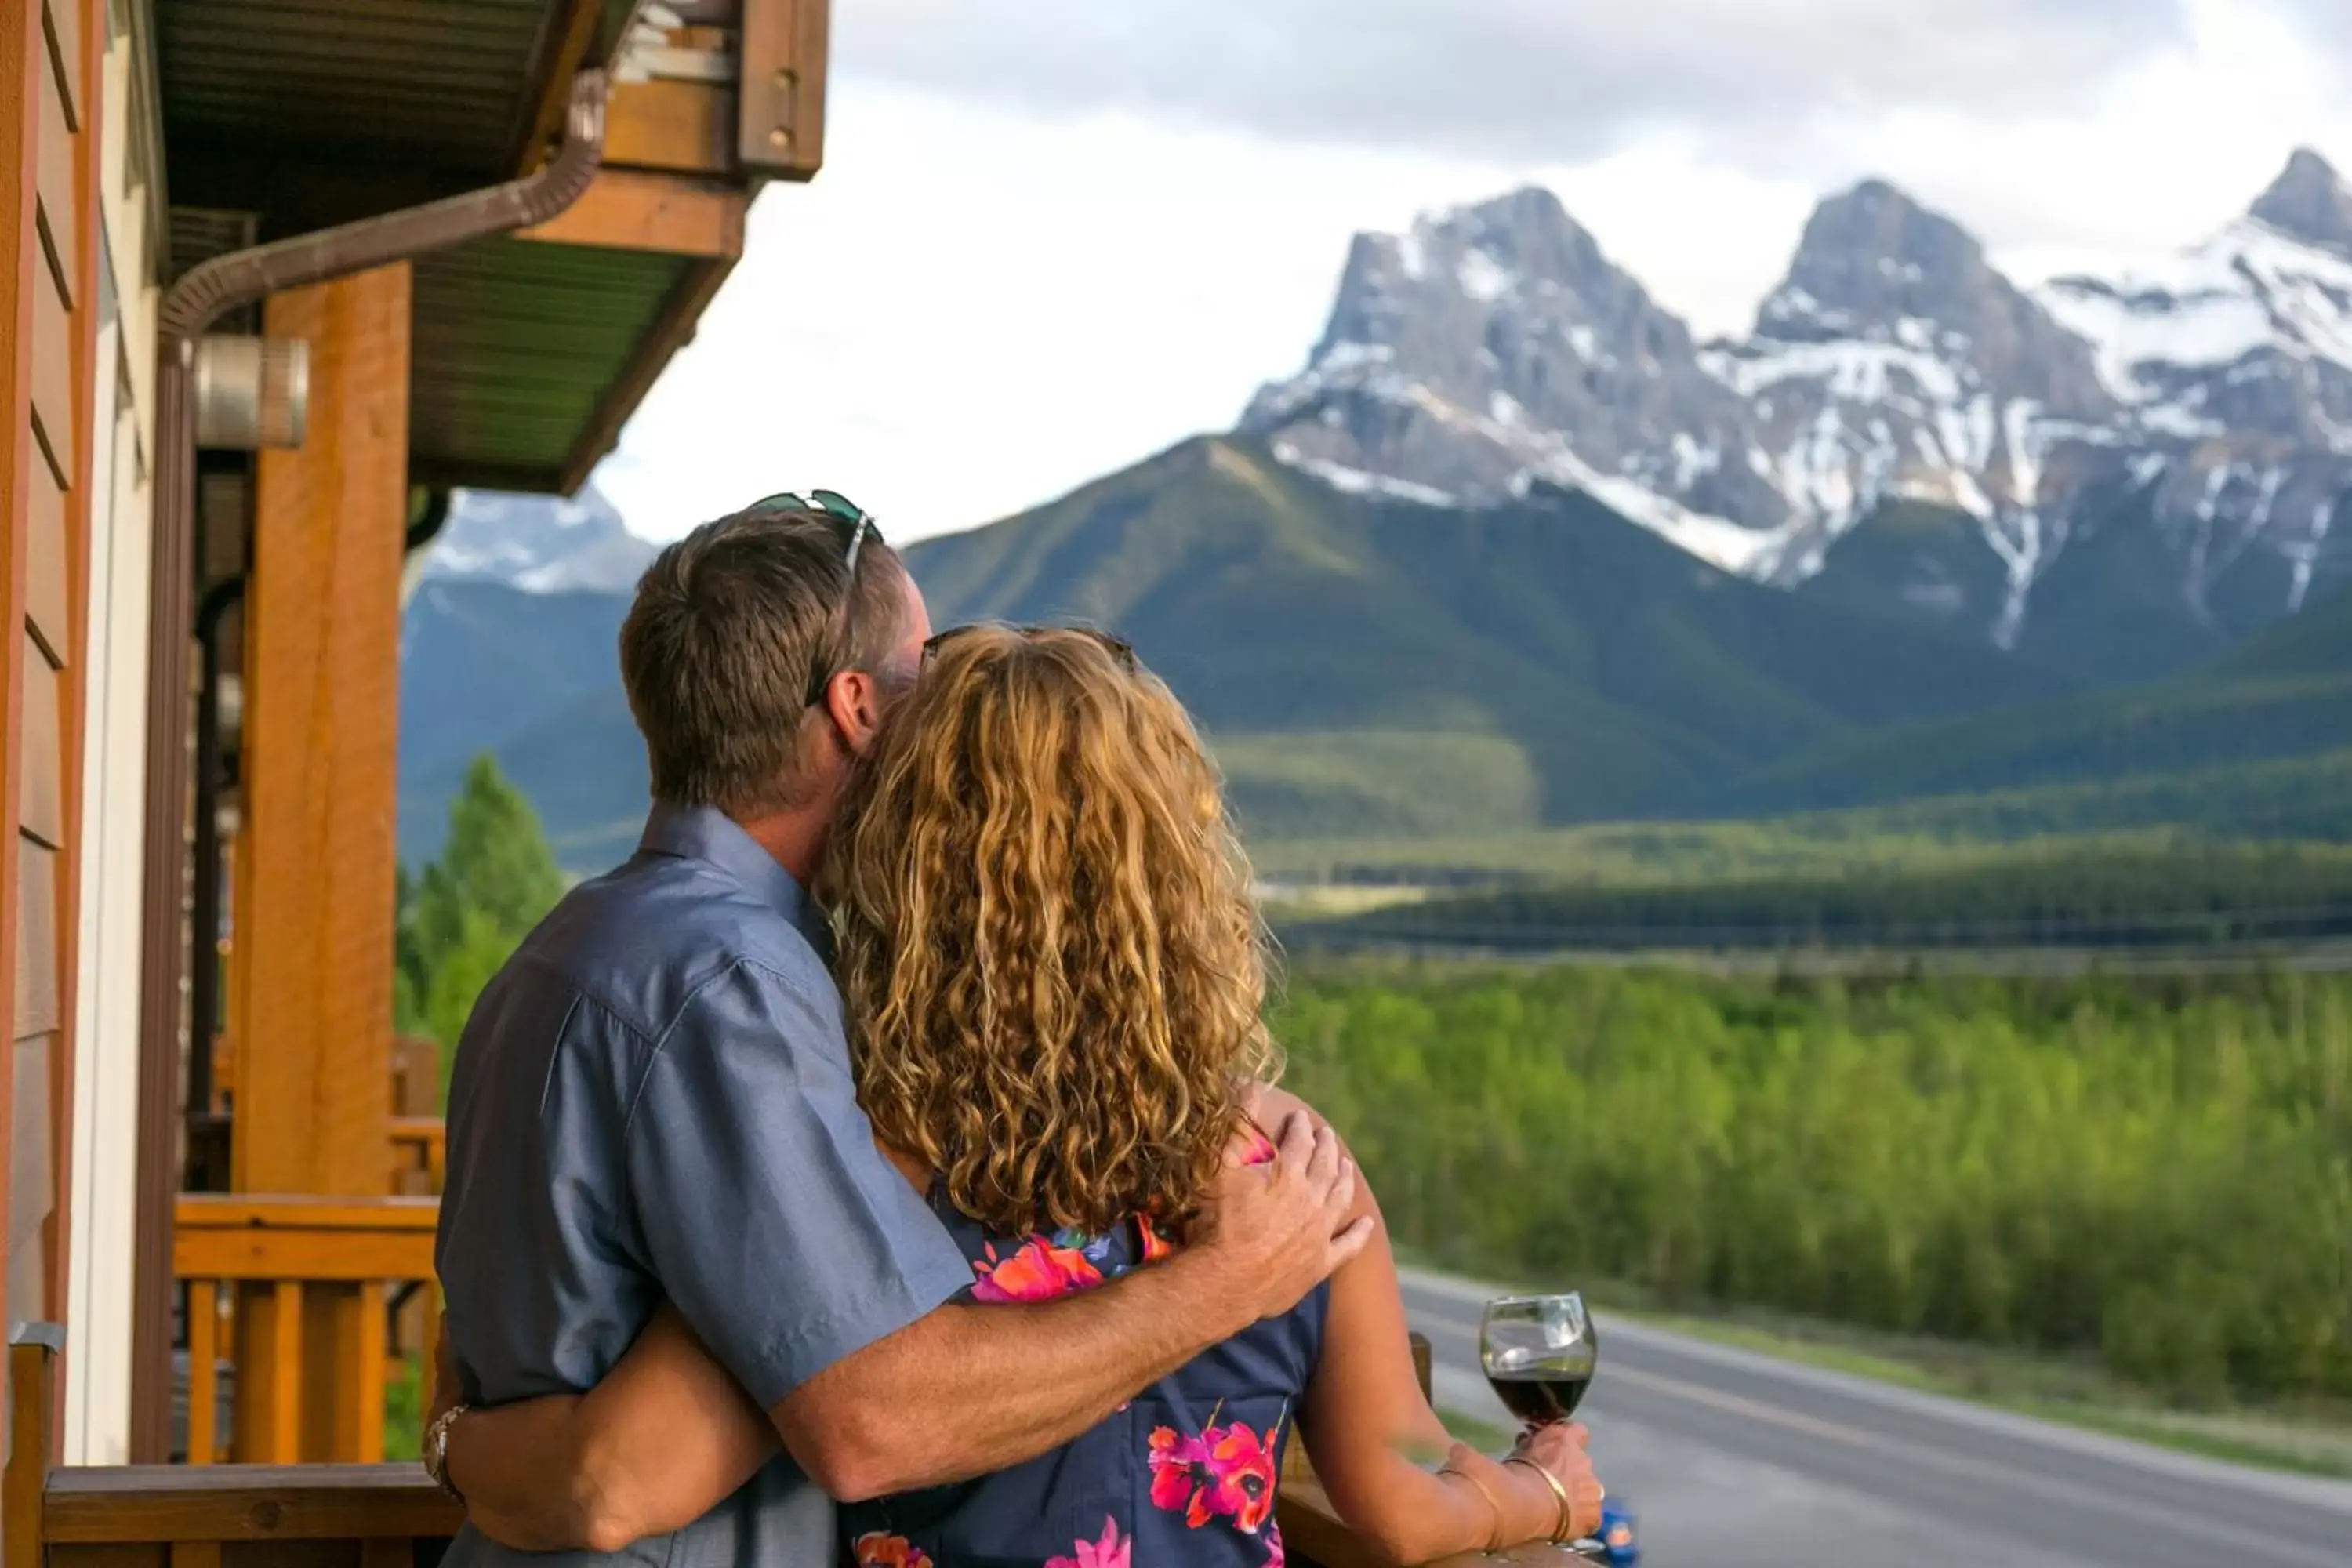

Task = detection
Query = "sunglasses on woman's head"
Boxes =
[743,489,884,707]
[921,624,1137,671]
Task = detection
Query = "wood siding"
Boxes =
[0,0,102,1472]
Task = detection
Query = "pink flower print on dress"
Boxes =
[1149,1418,1283,1532]
[1149,1425,1218,1527]
[1044,1515,1131,1568]
[969,1236,1104,1303]
[1204,1422,1279,1533]
[851,1534,932,1568]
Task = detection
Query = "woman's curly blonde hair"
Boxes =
[819,624,1278,1239]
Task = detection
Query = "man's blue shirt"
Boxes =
[436,804,971,1568]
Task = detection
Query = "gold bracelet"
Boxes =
[1437,1462,1507,1552]
[1505,1454,1575,1543]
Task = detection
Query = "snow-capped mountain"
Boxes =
[416,485,658,597]
[2036,151,2352,619]
[1240,187,1795,573]
[1704,181,2117,643]
[1243,151,2352,655]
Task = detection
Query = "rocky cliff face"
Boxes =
[1243,152,2352,657]
[1240,186,1795,572]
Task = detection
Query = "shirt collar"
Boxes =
[638,802,820,938]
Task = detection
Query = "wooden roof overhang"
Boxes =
[151,0,827,494]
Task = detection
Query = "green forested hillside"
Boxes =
[1722,580,2352,820]
[1277,962,2352,1403]
[1295,840,2352,952]
[1797,482,2312,688]
[909,437,2060,834]
[395,448,2352,871]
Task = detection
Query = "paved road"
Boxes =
[1397,1269,2352,1568]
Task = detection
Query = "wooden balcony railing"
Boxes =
[175,1194,440,1464]
[389,1117,447,1194]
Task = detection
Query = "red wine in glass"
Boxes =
[1479,1292,1597,1426]
[1488,1367,1593,1424]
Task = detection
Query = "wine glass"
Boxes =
[1480,1291,1597,1425]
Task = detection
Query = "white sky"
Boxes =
[591,0,2352,546]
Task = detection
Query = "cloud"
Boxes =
[2274,0,2352,67]
[834,0,2193,167]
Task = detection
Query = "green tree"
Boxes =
[410,755,564,960]
[394,754,566,1103]
[1275,960,2352,1405]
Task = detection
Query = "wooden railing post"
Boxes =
[5,1323,64,1568]
[188,1281,221,1463]
[175,1194,438,1465]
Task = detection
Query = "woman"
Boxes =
[435,625,1599,1566]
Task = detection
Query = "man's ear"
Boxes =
[823,668,886,755]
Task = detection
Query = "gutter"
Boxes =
[125,73,608,1464]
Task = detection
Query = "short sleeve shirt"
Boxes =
[435,804,972,1568]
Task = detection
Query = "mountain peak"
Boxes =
[419,485,657,596]
[1443,183,1573,233]
[2248,147,2352,256]
[1239,180,1791,547]
[1367,185,1604,296]
[1756,179,1994,344]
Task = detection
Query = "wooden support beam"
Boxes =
[229,267,408,1199]
[229,266,410,1465]
[513,169,746,258]
[605,77,736,176]
[737,0,828,180]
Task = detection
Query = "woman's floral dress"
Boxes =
[839,1136,1327,1568]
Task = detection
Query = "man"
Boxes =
[431,497,1369,1567]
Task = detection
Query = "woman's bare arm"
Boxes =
[1277,1087,1599,1564]
[441,1305,779,1552]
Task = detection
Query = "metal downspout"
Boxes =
[125,74,608,1463]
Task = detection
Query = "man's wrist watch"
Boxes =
[422,1403,470,1502]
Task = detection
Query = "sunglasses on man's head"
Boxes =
[742,489,884,706]
[920,623,1138,671]
[746,488,880,580]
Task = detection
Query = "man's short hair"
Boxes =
[620,504,911,816]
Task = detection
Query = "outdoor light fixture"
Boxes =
[191,335,309,450]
